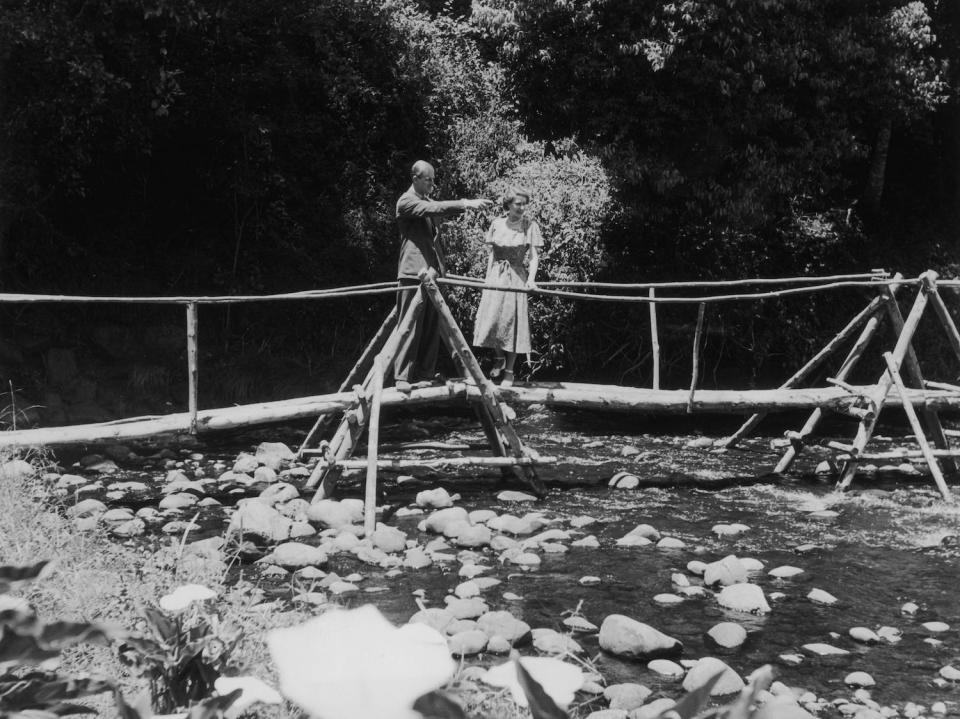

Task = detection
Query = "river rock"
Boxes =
[66,498,107,518]
[657,537,686,549]
[616,533,652,547]
[532,628,583,654]
[801,643,849,656]
[444,596,488,619]
[417,487,455,509]
[753,699,817,719]
[308,499,361,529]
[706,622,747,650]
[497,490,538,502]
[570,515,597,528]
[261,542,327,568]
[844,672,875,687]
[478,611,531,645]
[939,665,960,681]
[922,621,950,632]
[653,593,684,606]
[371,524,407,554]
[55,473,88,490]
[609,472,640,489]
[620,523,661,542]
[101,507,135,523]
[423,506,470,535]
[258,482,298,506]
[409,607,454,633]
[704,555,748,586]
[808,588,838,605]
[712,523,750,537]
[849,627,880,644]
[769,565,805,579]
[647,660,685,677]
[232,453,259,474]
[255,441,294,470]
[876,626,902,643]
[162,478,205,495]
[448,629,488,656]
[228,499,293,541]
[570,535,600,548]
[159,492,199,510]
[452,524,493,548]
[162,520,201,534]
[687,560,707,576]
[604,684,652,711]
[598,615,682,659]
[682,657,744,695]
[740,557,764,572]
[717,583,771,614]
[502,550,541,567]
[112,518,146,537]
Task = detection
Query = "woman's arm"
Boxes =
[526,244,539,288]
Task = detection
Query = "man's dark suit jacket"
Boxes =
[396,187,466,279]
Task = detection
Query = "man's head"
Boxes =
[411,161,436,197]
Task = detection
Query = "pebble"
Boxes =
[572,535,600,548]
[939,665,960,681]
[849,627,881,644]
[647,659,685,677]
[652,593,684,606]
[901,601,919,615]
[922,621,950,632]
[807,588,838,605]
[579,576,601,586]
[656,537,686,549]
[802,643,849,656]
[769,565,805,579]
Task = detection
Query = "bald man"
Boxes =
[394,161,492,391]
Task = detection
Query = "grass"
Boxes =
[0,448,313,718]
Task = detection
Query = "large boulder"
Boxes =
[598,615,682,659]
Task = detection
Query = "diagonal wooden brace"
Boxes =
[418,268,546,498]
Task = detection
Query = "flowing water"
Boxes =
[70,403,960,713]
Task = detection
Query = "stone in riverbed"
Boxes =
[572,535,600,548]
[682,657,744,696]
[652,593,684,606]
[532,627,583,654]
[257,481,298,506]
[255,441,294,470]
[801,643,849,657]
[598,615,682,659]
[308,499,363,529]
[704,555,748,587]
[844,671,875,687]
[808,588,838,605]
[416,487,455,509]
[922,621,950,632]
[647,660,684,677]
[717,583,770,614]
[444,596,488,619]
[769,565,805,579]
[111,518,146,537]
[706,622,747,650]
[228,499,292,542]
[604,683,652,711]
[372,524,407,554]
[477,611,531,645]
[849,627,881,644]
[409,608,454,633]
[260,542,327,568]
[448,629,488,656]
[452,524,492,548]
[497,490,538,502]
[422,506,470,534]
[66,498,107,518]
[159,492,199,510]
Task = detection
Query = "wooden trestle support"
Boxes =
[300,269,549,534]
[720,270,960,501]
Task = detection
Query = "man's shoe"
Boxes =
[395,380,412,394]
[500,370,514,388]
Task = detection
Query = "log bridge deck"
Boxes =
[5,267,960,512]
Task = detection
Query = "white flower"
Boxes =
[267,605,454,719]
[158,584,217,612]
[482,656,585,709]
[214,676,283,719]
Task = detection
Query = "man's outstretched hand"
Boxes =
[462,198,494,210]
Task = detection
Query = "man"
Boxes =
[394,160,492,392]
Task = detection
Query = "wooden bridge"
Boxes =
[4,268,960,527]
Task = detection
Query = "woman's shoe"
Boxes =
[490,357,506,380]
[500,370,514,388]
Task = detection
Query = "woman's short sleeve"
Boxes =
[527,221,544,248]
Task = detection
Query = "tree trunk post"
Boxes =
[687,303,706,413]
[883,352,952,501]
[926,276,960,367]
[649,288,660,390]
[363,356,385,535]
[186,303,199,434]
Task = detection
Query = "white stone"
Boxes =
[808,588,838,605]
[849,627,880,644]
[717,583,770,614]
[922,621,950,632]
[801,643,849,656]
[682,657,744,696]
[706,622,747,649]
[647,660,685,677]
[598,615,682,659]
[769,565,804,579]
[844,672,875,687]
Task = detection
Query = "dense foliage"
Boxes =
[0,0,957,411]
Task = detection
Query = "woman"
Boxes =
[472,187,543,388]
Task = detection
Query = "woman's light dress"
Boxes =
[472,216,543,354]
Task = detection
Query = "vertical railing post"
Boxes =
[649,288,660,390]
[186,302,199,434]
